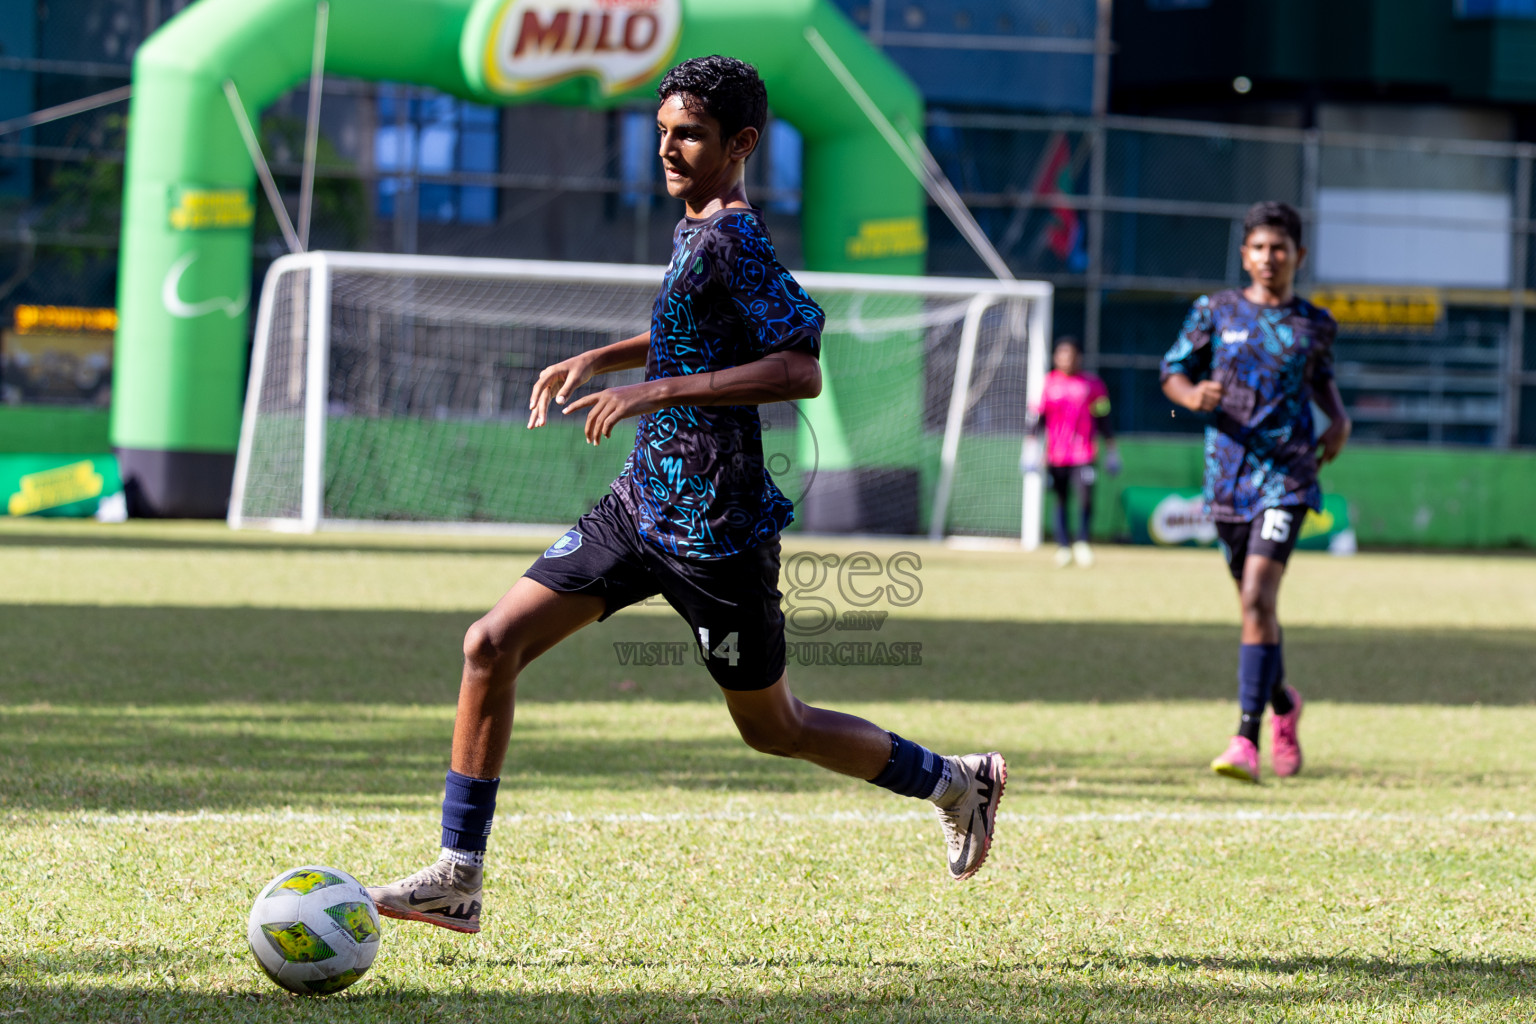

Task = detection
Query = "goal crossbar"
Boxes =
[230,250,1052,547]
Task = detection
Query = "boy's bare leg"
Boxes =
[451,577,606,779]
[367,578,605,932]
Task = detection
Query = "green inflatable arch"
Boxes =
[113,0,925,516]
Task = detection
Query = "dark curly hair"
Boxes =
[657,55,768,150]
[1242,200,1303,248]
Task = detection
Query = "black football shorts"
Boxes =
[523,494,786,690]
[1215,505,1308,581]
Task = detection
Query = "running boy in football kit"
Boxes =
[367,56,1006,933]
[1160,201,1351,784]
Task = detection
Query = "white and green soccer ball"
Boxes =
[247,865,381,996]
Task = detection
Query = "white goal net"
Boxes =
[230,251,1051,546]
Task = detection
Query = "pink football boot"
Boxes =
[1211,734,1260,784]
[1270,686,1304,778]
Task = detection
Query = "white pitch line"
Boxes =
[34,809,1536,827]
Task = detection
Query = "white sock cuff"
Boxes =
[440,846,485,867]
[928,757,955,804]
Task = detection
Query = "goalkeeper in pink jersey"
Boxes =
[1028,338,1120,567]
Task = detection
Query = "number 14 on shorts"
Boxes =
[698,628,741,666]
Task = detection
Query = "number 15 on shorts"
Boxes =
[698,627,740,666]
[1260,508,1293,543]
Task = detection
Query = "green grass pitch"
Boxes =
[2,519,1534,1022]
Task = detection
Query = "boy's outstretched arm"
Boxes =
[563,350,821,445]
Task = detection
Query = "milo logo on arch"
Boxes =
[477,0,682,97]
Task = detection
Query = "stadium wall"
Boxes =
[1090,438,1536,550]
[0,407,110,454]
[280,419,1534,549]
[0,408,117,518]
[2,406,1525,546]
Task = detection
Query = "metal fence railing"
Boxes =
[926,111,1536,447]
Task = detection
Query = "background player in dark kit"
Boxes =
[367,56,1007,934]
[1160,201,1351,784]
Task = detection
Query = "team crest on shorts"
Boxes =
[544,530,583,558]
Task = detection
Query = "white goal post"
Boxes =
[229,251,1051,547]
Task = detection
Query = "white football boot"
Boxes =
[935,752,1007,881]
[367,856,482,934]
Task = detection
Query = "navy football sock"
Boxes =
[1270,639,1293,714]
[441,770,500,853]
[869,732,950,801]
[1236,643,1282,746]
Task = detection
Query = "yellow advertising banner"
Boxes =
[7,459,105,516]
[168,186,256,231]
[1308,288,1442,333]
[14,305,117,334]
[846,218,927,261]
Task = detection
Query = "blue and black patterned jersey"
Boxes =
[1160,289,1337,522]
[613,207,824,559]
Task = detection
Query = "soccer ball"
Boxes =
[247,865,381,996]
